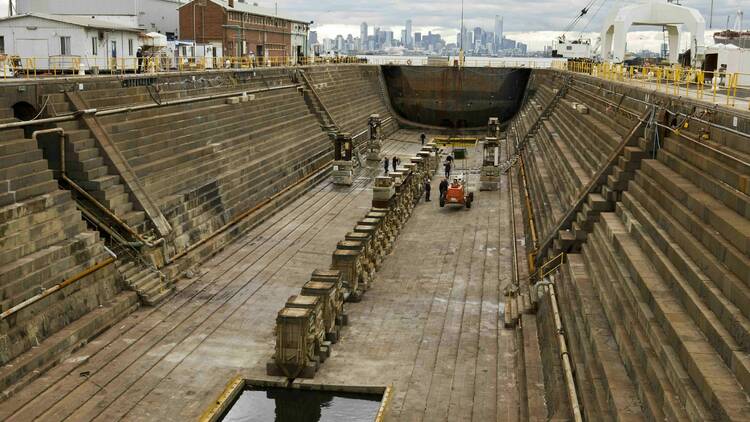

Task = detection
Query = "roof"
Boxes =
[178,0,310,25]
[0,13,143,32]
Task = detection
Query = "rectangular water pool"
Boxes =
[220,386,384,422]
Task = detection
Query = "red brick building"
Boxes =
[179,0,309,61]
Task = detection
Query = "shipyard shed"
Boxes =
[0,13,143,71]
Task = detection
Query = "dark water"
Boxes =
[221,387,382,422]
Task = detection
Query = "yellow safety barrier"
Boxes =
[559,59,749,110]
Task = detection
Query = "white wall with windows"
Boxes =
[0,15,142,71]
[17,0,185,38]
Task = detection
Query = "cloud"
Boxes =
[1,0,742,51]
[303,0,742,51]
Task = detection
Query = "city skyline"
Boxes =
[314,16,531,56]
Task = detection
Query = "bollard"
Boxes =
[285,295,329,360]
[359,216,387,258]
[269,307,319,378]
[345,231,375,286]
[310,269,347,325]
[301,280,342,343]
[353,223,381,267]
[332,245,365,299]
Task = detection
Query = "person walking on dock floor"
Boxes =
[383,156,390,173]
[439,178,448,202]
[424,176,431,202]
[392,156,399,171]
[420,133,426,145]
[444,159,452,179]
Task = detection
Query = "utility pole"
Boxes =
[709,0,713,28]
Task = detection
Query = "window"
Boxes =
[60,36,71,55]
[0,36,5,54]
[128,39,133,55]
[92,37,97,55]
[111,40,117,57]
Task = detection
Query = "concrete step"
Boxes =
[1,149,44,168]
[0,240,104,310]
[77,174,120,191]
[0,291,138,397]
[65,157,105,173]
[584,226,701,421]
[556,256,644,420]
[122,210,146,227]
[67,166,108,181]
[0,217,88,268]
[616,196,750,388]
[638,160,749,258]
[623,182,750,334]
[90,183,125,202]
[597,213,750,421]
[657,146,749,217]
[0,159,49,181]
[73,147,101,161]
[13,180,60,203]
[0,138,39,157]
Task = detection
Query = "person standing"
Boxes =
[420,133,426,145]
[136,48,143,73]
[424,176,431,202]
[439,178,449,202]
[444,159,452,179]
[383,156,389,173]
[392,156,398,171]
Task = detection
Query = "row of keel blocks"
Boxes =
[269,148,434,380]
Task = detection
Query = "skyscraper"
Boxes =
[494,15,503,52]
[360,22,368,51]
[405,19,413,48]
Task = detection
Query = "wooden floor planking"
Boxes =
[0,134,521,421]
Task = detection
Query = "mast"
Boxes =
[459,0,465,66]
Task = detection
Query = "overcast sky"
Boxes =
[282,0,744,50]
[0,0,744,51]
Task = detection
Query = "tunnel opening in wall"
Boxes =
[380,65,531,129]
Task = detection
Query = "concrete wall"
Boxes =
[381,65,531,128]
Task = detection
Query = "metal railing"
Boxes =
[0,54,368,79]
[554,60,750,110]
[362,56,562,68]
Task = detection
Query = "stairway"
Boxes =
[112,244,172,306]
[56,120,148,232]
[297,69,339,133]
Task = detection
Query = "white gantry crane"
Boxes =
[601,0,706,67]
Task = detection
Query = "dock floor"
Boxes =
[0,132,518,422]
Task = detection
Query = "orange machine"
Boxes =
[440,177,474,209]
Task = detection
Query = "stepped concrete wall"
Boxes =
[515,69,750,420]
[0,64,393,397]
[0,113,137,394]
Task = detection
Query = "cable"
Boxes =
[579,0,609,36]
[29,95,50,121]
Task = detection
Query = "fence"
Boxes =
[0,54,368,79]
[553,60,749,110]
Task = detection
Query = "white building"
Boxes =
[704,45,750,86]
[552,36,592,59]
[16,0,185,39]
[291,21,309,62]
[0,13,143,71]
